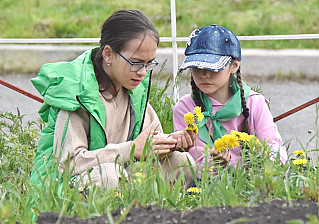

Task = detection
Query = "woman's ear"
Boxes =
[102,45,113,64]
[231,60,240,74]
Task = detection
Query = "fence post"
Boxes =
[170,0,179,102]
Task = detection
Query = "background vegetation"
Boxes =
[0,1,319,223]
[1,68,319,223]
[0,0,318,49]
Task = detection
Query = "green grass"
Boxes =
[0,0,318,49]
[0,79,319,223]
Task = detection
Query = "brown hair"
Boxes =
[91,9,159,96]
[190,62,250,135]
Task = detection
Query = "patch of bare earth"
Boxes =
[37,199,319,224]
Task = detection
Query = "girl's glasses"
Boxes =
[116,51,158,72]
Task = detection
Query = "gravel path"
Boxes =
[0,74,318,160]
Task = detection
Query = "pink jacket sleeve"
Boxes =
[247,93,288,164]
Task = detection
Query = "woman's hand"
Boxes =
[170,130,195,152]
[210,148,231,167]
[132,130,177,159]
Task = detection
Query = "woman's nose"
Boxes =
[136,66,148,77]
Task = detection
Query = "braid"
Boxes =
[191,76,206,111]
[236,69,250,134]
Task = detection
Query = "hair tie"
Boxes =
[243,108,249,119]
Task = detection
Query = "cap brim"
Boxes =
[179,54,232,73]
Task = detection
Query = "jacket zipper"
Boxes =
[138,70,152,134]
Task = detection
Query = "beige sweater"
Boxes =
[53,87,162,175]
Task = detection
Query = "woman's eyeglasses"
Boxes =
[116,51,158,72]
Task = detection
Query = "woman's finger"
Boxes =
[153,146,172,154]
[152,136,177,145]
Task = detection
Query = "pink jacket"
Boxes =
[173,91,288,177]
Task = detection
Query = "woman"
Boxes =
[30,9,195,190]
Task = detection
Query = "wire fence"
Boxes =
[0,34,319,44]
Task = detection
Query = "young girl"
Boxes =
[30,9,195,190]
[173,24,287,178]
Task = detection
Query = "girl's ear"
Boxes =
[231,60,240,74]
[102,45,114,64]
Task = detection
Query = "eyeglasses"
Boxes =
[116,51,158,72]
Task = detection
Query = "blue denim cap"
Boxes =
[179,24,241,72]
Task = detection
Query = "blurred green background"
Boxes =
[0,0,318,48]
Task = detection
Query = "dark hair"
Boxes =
[191,62,250,135]
[235,67,250,134]
[91,9,159,96]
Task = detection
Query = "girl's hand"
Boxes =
[132,130,177,159]
[170,130,195,152]
[210,148,231,166]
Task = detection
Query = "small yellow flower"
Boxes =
[293,159,308,165]
[115,192,124,198]
[223,135,240,149]
[193,125,198,135]
[185,121,199,135]
[231,130,250,142]
[293,150,305,157]
[194,106,204,121]
[135,172,143,183]
[187,187,202,194]
[184,112,195,125]
[183,107,204,135]
[214,138,227,153]
[185,123,196,131]
[202,167,214,172]
[135,172,143,177]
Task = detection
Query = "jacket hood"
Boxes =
[31,48,100,121]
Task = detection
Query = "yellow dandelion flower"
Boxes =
[115,192,124,198]
[135,172,143,177]
[230,130,250,142]
[230,130,240,138]
[186,123,195,131]
[293,150,305,157]
[187,187,201,194]
[184,112,195,125]
[223,135,239,149]
[194,106,204,121]
[202,167,214,172]
[185,123,199,134]
[255,138,261,145]
[246,134,261,146]
[293,159,308,165]
[194,125,199,134]
[134,172,144,183]
[214,138,227,153]
[194,106,201,115]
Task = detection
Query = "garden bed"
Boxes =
[37,199,319,224]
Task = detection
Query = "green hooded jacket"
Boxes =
[30,48,151,189]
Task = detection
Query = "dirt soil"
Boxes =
[37,199,319,224]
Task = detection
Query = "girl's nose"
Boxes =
[200,70,211,78]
